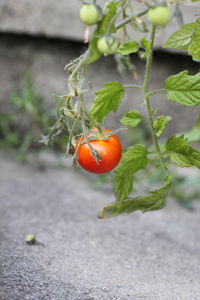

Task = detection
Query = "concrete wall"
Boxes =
[0,0,199,46]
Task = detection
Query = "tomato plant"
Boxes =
[45,0,200,219]
[76,128,122,174]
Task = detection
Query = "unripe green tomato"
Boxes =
[80,4,100,26]
[97,37,119,55]
[147,6,170,27]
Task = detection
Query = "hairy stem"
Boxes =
[66,114,80,158]
[69,50,90,81]
[143,25,168,174]
[68,50,90,96]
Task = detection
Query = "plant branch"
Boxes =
[47,115,64,144]
[69,50,90,80]
[80,101,103,135]
[143,25,168,174]
[66,114,80,157]
[68,50,90,96]
[148,88,166,97]
[116,8,148,29]
[124,84,143,90]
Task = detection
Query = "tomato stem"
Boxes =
[68,50,90,96]
[123,84,143,90]
[148,88,167,97]
[116,8,148,29]
[79,94,102,163]
[142,24,169,175]
[46,115,64,145]
[66,114,80,158]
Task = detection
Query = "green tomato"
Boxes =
[97,37,119,55]
[147,6,170,27]
[80,4,100,26]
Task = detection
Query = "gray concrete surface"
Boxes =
[0,0,199,47]
[1,153,200,300]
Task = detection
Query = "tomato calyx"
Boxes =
[89,146,103,164]
[79,128,123,144]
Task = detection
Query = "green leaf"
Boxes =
[165,70,200,106]
[166,136,200,168]
[189,19,200,62]
[170,153,193,167]
[117,40,139,55]
[184,112,200,142]
[163,18,200,62]
[163,23,196,50]
[153,115,172,137]
[114,145,148,202]
[140,37,151,57]
[151,108,158,114]
[90,82,125,123]
[87,1,118,64]
[166,136,192,153]
[189,151,200,168]
[120,110,142,127]
[98,181,171,218]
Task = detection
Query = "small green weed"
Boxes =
[0,74,67,162]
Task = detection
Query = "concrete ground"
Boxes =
[0,153,200,300]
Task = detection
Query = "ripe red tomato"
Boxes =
[76,128,122,174]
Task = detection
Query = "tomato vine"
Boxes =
[44,0,200,218]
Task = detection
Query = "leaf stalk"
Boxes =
[116,8,148,29]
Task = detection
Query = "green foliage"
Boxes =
[47,0,200,218]
[163,23,196,50]
[184,112,200,143]
[153,115,172,137]
[99,181,171,218]
[90,82,125,123]
[117,40,139,55]
[165,70,200,106]
[120,110,142,127]
[166,136,200,168]
[0,75,66,162]
[114,145,148,202]
[188,19,200,61]
[2,1,200,220]
[163,17,200,61]
[140,37,151,57]
[87,1,118,64]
